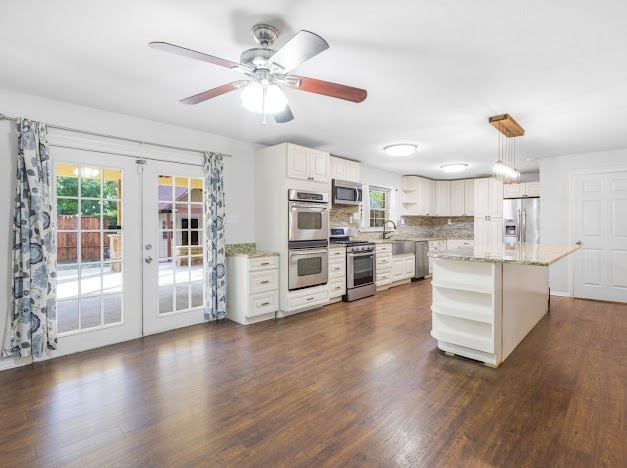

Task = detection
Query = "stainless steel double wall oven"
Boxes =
[288,189,329,290]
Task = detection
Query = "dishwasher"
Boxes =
[413,241,429,279]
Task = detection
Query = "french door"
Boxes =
[572,170,627,302]
[47,148,206,358]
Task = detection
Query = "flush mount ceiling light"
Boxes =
[383,144,417,157]
[441,163,469,173]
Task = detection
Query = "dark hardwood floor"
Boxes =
[0,280,624,467]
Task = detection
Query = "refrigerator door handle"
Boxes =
[522,209,527,242]
[517,209,521,243]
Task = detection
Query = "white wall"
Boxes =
[0,87,258,368]
[540,149,627,295]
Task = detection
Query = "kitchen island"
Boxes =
[429,243,580,367]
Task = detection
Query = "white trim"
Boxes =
[360,183,397,231]
[0,356,31,371]
[550,291,572,298]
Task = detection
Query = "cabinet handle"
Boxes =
[260,280,270,284]
[334,286,341,290]
[260,302,270,306]
[306,297,314,301]
[260,262,270,266]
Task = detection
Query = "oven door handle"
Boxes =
[289,202,329,210]
[290,249,328,256]
[347,252,374,258]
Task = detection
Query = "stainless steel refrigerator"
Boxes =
[503,198,540,243]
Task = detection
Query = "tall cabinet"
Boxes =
[474,178,503,244]
[255,143,331,315]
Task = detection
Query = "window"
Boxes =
[368,186,391,228]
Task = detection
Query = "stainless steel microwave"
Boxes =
[332,179,363,205]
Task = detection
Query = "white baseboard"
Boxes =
[0,356,32,372]
[550,291,572,298]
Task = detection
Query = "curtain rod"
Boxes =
[0,113,231,158]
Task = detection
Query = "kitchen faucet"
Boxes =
[382,220,397,239]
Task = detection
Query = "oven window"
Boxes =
[297,212,322,230]
[297,257,322,276]
[352,255,374,286]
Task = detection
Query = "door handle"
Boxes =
[145,256,153,264]
[575,240,582,245]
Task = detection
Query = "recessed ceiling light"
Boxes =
[440,164,469,173]
[383,144,417,157]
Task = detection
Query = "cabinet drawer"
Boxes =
[376,244,392,253]
[429,240,447,251]
[376,270,392,286]
[328,259,346,278]
[328,277,346,298]
[248,291,279,317]
[249,269,279,293]
[248,256,279,271]
[329,247,346,259]
[376,255,392,268]
[288,289,329,310]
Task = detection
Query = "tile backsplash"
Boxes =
[329,205,473,240]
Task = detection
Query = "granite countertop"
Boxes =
[226,243,279,258]
[429,243,581,266]
[367,237,472,244]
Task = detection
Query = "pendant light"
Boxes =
[489,114,523,184]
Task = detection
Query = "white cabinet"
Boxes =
[391,254,415,282]
[474,218,503,245]
[328,246,346,300]
[446,239,474,249]
[503,182,540,199]
[330,156,360,183]
[375,243,393,288]
[435,181,451,217]
[425,179,436,215]
[428,240,447,274]
[402,176,434,216]
[464,179,475,216]
[226,255,280,325]
[450,180,465,216]
[474,178,503,219]
[286,143,329,183]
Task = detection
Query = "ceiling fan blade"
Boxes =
[264,31,329,73]
[180,81,248,105]
[273,105,294,123]
[285,75,367,103]
[149,41,241,69]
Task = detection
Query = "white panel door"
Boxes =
[286,145,309,180]
[142,161,207,335]
[474,178,488,218]
[46,149,142,359]
[436,181,451,216]
[573,171,627,302]
[309,149,330,183]
[450,180,465,216]
[488,178,503,218]
[464,179,475,216]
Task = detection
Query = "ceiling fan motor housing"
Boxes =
[240,47,274,68]
[251,24,279,47]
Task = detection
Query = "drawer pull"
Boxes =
[306,297,314,301]
[260,280,270,284]
[260,302,270,306]
[334,286,341,290]
[260,262,270,266]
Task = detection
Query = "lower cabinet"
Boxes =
[226,255,279,325]
[286,284,329,311]
[392,254,415,282]
[328,246,346,301]
[376,243,393,289]
[428,240,447,275]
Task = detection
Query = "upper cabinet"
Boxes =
[464,179,475,216]
[503,182,540,199]
[435,181,451,217]
[287,144,330,183]
[402,176,435,216]
[474,178,503,219]
[330,156,360,183]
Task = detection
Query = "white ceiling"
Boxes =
[1,0,626,178]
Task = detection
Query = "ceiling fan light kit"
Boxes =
[441,163,469,173]
[149,23,367,124]
[490,113,523,184]
[383,144,418,157]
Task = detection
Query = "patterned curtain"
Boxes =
[203,152,226,320]
[2,119,57,357]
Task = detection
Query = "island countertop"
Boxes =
[428,243,581,266]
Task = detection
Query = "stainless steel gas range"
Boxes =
[330,227,376,302]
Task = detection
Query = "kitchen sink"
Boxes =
[392,241,416,255]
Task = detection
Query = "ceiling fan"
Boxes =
[149,24,367,124]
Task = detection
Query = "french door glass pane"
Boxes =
[156,175,204,314]
[55,163,124,334]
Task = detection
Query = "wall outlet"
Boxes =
[226,215,239,224]
[448,219,452,225]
